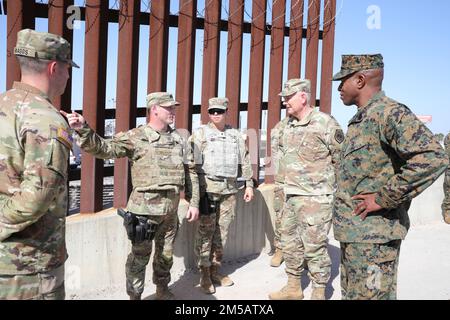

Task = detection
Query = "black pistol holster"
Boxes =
[199,193,220,216]
[117,208,158,244]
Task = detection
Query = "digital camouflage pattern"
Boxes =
[333,91,448,243]
[280,195,333,287]
[280,109,343,196]
[0,82,70,276]
[0,265,65,300]
[125,192,179,295]
[76,124,200,213]
[270,117,289,250]
[332,54,383,81]
[443,133,450,222]
[340,240,401,300]
[14,29,79,68]
[194,193,236,268]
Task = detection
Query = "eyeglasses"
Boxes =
[208,108,226,115]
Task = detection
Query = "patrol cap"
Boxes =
[279,78,311,97]
[332,54,384,81]
[208,97,229,110]
[146,92,180,108]
[14,29,79,68]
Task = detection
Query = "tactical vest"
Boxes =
[201,125,239,179]
[131,130,185,189]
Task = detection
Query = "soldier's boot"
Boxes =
[310,287,326,300]
[199,267,215,294]
[128,292,141,300]
[155,285,174,300]
[444,211,450,224]
[268,276,304,300]
[270,249,284,267]
[210,265,234,287]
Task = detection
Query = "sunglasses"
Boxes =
[208,108,226,115]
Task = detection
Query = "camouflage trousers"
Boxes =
[442,166,450,221]
[272,185,285,251]
[0,265,65,300]
[125,193,180,296]
[280,195,332,287]
[195,193,236,268]
[340,240,401,300]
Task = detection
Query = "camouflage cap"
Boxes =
[208,97,229,110]
[14,29,79,68]
[332,54,384,81]
[279,78,311,97]
[146,92,180,108]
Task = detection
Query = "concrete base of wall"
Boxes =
[65,176,446,298]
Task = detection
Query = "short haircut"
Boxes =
[16,56,50,74]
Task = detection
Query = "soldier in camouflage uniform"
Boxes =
[0,29,78,300]
[332,54,448,300]
[269,117,289,267]
[443,133,450,224]
[268,79,343,300]
[62,92,200,300]
[190,97,254,294]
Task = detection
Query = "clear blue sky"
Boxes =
[1,0,449,134]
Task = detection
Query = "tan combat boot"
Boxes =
[310,287,326,300]
[155,285,174,300]
[444,212,450,224]
[268,276,304,300]
[199,266,215,294]
[210,265,234,287]
[270,249,284,267]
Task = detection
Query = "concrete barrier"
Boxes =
[65,177,446,298]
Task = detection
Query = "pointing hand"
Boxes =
[60,110,86,131]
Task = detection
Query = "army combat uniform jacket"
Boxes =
[77,124,199,214]
[271,117,290,185]
[333,91,448,243]
[0,82,71,275]
[189,122,254,195]
[278,109,343,196]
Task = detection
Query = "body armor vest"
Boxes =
[131,130,185,189]
[201,125,239,179]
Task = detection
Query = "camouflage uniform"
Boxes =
[332,54,449,300]
[442,133,450,223]
[276,79,343,291]
[190,98,254,270]
[76,92,199,298]
[270,117,289,254]
[0,29,78,300]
